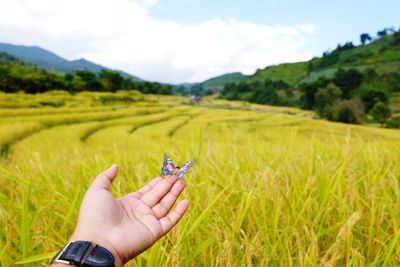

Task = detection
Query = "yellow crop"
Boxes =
[1,92,399,266]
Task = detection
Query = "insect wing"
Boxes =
[176,160,194,179]
[161,154,175,176]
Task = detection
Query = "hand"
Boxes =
[60,164,189,267]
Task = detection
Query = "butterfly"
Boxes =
[161,154,194,179]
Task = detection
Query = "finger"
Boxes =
[152,179,186,218]
[159,199,189,236]
[89,164,119,191]
[137,177,163,194]
[140,175,177,207]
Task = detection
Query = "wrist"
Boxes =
[49,239,121,267]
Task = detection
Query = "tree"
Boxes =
[64,73,74,82]
[336,42,355,52]
[330,98,364,124]
[221,83,239,100]
[386,72,400,92]
[386,116,400,128]
[250,86,278,105]
[312,52,340,70]
[249,79,288,105]
[393,31,400,45]
[75,70,103,91]
[370,101,391,124]
[377,29,387,38]
[315,83,342,117]
[360,33,372,45]
[76,70,97,83]
[360,89,389,112]
[333,68,363,99]
[221,82,253,101]
[301,78,329,109]
[159,85,173,95]
[99,69,124,92]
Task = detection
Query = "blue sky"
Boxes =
[151,0,400,55]
[0,0,398,83]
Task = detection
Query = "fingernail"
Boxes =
[109,164,115,169]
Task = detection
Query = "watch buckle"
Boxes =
[51,241,74,265]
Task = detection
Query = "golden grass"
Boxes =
[1,92,400,266]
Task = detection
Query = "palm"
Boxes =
[74,166,188,266]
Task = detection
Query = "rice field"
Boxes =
[1,91,400,266]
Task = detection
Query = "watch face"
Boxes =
[51,241,115,267]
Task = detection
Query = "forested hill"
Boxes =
[202,72,247,90]
[221,27,400,127]
[0,52,173,95]
[0,43,142,81]
[175,72,247,95]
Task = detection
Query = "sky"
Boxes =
[0,0,399,84]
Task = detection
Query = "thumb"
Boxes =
[90,164,119,191]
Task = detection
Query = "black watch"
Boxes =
[50,241,115,267]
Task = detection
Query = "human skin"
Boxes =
[50,164,189,267]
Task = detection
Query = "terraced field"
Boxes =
[1,91,400,266]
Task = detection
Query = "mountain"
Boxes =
[174,72,248,95]
[247,33,400,87]
[0,52,20,63]
[0,51,173,94]
[202,72,248,90]
[0,43,142,81]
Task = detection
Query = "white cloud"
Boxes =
[0,0,317,83]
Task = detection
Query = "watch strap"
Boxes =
[84,246,115,267]
[62,241,93,265]
[51,241,115,267]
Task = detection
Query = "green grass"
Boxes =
[336,35,400,67]
[300,68,338,84]
[1,92,400,266]
[248,61,309,86]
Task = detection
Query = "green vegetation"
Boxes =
[0,42,142,81]
[202,72,248,90]
[248,61,309,86]
[1,92,400,266]
[0,52,172,95]
[175,72,248,96]
[221,27,400,127]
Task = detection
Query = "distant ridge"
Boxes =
[0,42,142,81]
[202,72,248,90]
